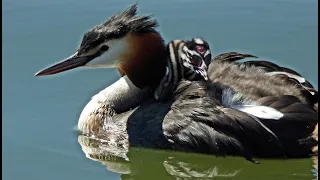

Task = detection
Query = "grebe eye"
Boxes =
[100,45,109,52]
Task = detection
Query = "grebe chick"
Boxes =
[155,38,212,101]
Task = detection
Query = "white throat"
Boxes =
[78,75,149,129]
[93,75,149,112]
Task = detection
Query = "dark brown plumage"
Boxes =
[97,53,317,162]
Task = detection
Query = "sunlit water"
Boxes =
[3,0,318,179]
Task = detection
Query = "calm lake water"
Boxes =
[3,0,318,179]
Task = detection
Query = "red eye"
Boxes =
[100,45,109,52]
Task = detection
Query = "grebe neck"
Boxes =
[119,32,167,90]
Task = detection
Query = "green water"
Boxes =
[3,0,318,179]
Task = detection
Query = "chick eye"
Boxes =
[100,45,109,52]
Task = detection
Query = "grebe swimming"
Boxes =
[35,4,318,162]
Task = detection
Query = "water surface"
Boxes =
[3,0,318,179]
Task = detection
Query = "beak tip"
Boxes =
[34,70,45,76]
[34,69,54,76]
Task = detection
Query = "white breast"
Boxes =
[78,75,147,134]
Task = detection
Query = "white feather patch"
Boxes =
[266,71,306,83]
[235,105,284,120]
[221,89,284,120]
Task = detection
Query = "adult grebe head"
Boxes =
[35,3,167,89]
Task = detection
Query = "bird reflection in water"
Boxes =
[77,135,241,179]
[77,134,317,180]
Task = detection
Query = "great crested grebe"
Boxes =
[35,4,318,161]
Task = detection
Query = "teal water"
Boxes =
[3,0,318,180]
